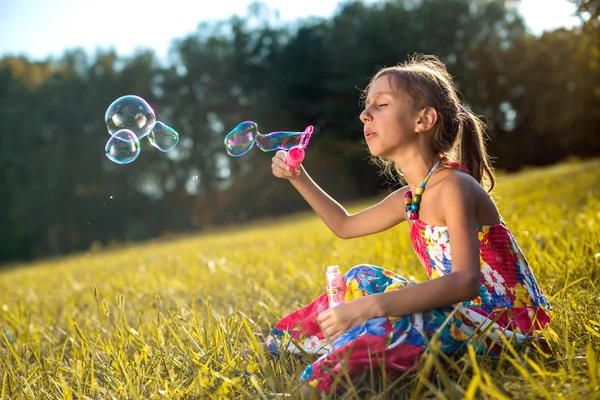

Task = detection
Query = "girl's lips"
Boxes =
[364,130,376,140]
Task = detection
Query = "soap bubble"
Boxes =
[105,129,141,164]
[255,131,308,151]
[224,121,258,157]
[105,95,156,139]
[148,121,179,152]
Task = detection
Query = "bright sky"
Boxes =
[0,0,581,61]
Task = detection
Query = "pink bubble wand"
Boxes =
[285,125,313,171]
[224,121,314,167]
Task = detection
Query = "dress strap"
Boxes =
[441,156,470,173]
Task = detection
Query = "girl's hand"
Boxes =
[271,150,301,180]
[316,296,377,342]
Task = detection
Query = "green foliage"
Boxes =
[0,0,598,262]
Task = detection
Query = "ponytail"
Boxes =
[457,108,496,192]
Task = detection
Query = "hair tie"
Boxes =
[457,104,466,113]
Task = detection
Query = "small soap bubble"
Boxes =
[105,129,141,164]
[224,121,258,157]
[148,121,179,152]
[105,95,156,139]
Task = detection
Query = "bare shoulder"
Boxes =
[438,171,501,226]
[376,184,410,202]
[439,171,480,198]
[380,184,410,212]
[390,185,410,198]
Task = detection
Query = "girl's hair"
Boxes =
[362,54,496,192]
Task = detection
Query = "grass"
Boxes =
[1,159,599,399]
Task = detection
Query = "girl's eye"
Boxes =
[377,104,388,108]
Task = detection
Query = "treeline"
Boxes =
[0,0,598,263]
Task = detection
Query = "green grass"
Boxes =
[1,159,599,399]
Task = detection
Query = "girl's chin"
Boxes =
[367,140,405,159]
[367,144,388,158]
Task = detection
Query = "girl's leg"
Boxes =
[262,264,416,360]
[295,265,419,395]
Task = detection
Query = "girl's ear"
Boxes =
[415,106,438,133]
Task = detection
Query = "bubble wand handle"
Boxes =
[285,125,313,170]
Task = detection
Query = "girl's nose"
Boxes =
[360,109,371,123]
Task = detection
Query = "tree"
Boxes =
[0,0,596,263]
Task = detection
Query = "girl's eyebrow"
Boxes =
[365,91,394,106]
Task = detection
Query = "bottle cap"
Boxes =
[326,265,340,274]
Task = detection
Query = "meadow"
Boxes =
[1,159,599,399]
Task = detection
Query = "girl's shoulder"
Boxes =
[438,168,481,195]
[437,170,501,226]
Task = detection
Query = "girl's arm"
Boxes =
[290,167,407,239]
[369,174,481,317]
[272,151,407,239]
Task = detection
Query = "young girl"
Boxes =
[265,54,555,396]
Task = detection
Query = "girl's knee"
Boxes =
[345,264,379,281]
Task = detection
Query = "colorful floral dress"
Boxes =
[264,218,556,393]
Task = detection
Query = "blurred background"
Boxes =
[0,0,598,264]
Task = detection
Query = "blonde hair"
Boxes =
[362,54,496,192]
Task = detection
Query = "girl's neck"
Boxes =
[390,147,440,189]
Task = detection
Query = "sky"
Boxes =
[0,0,582,61]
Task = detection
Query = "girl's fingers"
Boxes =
[317,310,331,324]
[274,163,294,176]
[272,151,300,179]
[275,150,287,161]
[275,158,292,171]
[273,166,294,179]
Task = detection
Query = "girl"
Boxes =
[266,54,556,396]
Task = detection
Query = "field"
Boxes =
[1,159,599,399]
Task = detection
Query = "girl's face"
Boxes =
[359,75,419,157]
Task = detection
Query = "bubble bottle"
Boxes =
[326,265,345,308]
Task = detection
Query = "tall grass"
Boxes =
[1,159,599,399]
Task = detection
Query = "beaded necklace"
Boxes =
[404,158,442,220]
